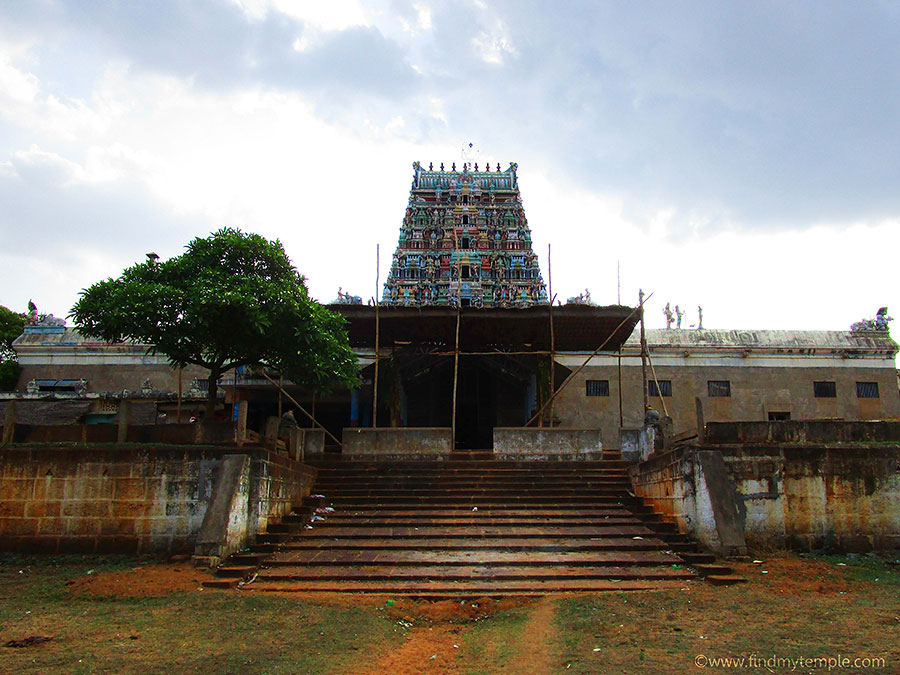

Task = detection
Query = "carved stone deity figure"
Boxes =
[698,305,704,330]
[663,303,674,330]
[675,305,684,329]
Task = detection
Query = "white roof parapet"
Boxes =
[623,329,898,356]
[13,328,153,350]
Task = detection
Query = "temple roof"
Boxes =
[330,304,639,352]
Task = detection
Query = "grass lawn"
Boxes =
[1,552,898,673]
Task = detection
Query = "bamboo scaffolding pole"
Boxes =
[259,371,342,448]
[427,348,642,357]
[524,292,652,427]
[278,375,283,417]
[177,368,183,423]
[547,243,555,427]
[451,231,462,449]
[373,243,380,429]
[640,289,649,411]
[617,347,624,427]
[646,349,670,418]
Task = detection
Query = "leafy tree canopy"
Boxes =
[0,305,24,390]
[72,228,359,414]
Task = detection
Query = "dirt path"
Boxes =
[358,624,463,674]
[507,596,558,675]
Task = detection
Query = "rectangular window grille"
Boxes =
[648,380,672,397]
[585,380,609,397]
[813,381,837,398]
[856,381,880,398]
[707,380,731,397]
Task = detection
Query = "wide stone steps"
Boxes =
[320,505,658,523]
[276,537,667,551]
[323,485,629,494]
[246,578,690,595]
[328,491,636,508]
[264,548,682,567]
[311,461,630,471]
[251,564,691,581]
[232,459,700,595]
[286,526,656,538]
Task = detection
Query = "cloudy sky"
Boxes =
[1,0,899,332]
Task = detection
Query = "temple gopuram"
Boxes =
[382,161,548,308]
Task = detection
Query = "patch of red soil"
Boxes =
[507,596,557,675]
[67,562,214,598]
[357,625,462,675]
[730,555,863,595]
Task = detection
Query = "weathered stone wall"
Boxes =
[0,444,315,555]
[342,427,452,458]
[720,444,900,551]
[553,358,900,450]
[15,363,210,395]
[493,427,603,459]
[705,420,900,445]
[630,430,900,552]
[619,427,655,463]
[3,421,237,445]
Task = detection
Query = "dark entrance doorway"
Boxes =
[370,349,541,450]
[453,355,535,450]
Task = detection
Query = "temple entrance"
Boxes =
[373,350,538,450]
[454,355,534,450]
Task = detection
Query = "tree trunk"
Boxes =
[205,368,220,420]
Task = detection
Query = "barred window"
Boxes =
[708,380,731,397]
[648,380,672,397]
[856,381,880,398]
[813,381,836,398]
[585,380,609,397]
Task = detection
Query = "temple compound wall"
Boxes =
[0,443,315,556]
[630,421,900,553]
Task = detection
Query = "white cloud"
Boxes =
[1,0,899,338]
[472,20,517,65]
[230,0,371,30]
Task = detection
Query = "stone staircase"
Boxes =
[210,454,745,596]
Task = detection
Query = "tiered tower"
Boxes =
[382,161,548,308]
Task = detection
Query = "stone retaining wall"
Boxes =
[341,428,452,458]
[630,442,900,552]
[493,427,603,460]
[0,443,315,555]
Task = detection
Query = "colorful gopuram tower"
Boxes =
[382,161,548,308]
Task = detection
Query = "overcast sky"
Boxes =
[1,0,899,332]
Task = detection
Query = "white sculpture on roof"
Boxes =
[851,307,892,332]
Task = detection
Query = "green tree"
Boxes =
[72,228,359,417]
[0,305,25,391]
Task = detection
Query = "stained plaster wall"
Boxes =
[0,444,316,555]
[629,423,900,552]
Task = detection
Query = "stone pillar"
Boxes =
[350,388,360,427]
[117,400,132,443]
[1,401,16,443]
[289,427,302,462]
[263,416,279,450]
[234,400,248,447]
